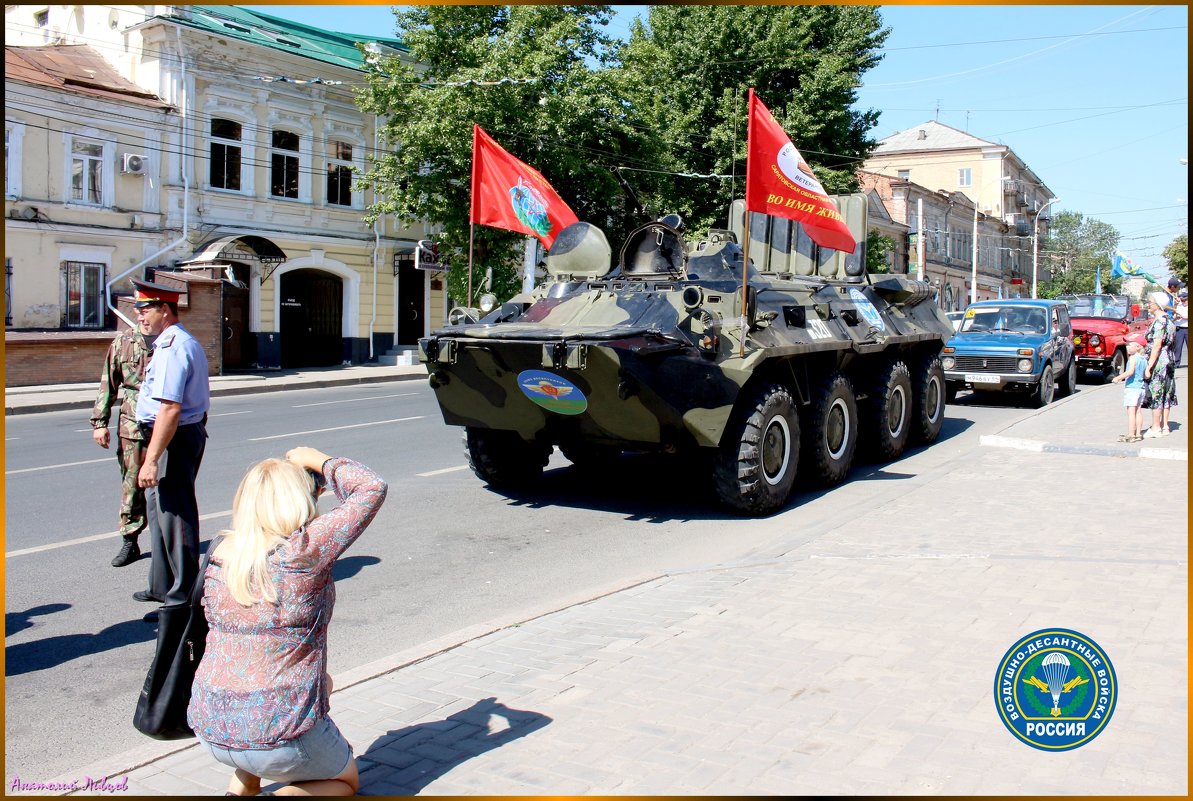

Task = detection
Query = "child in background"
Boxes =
[1112,337,1147,442]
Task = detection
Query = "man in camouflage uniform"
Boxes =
[90,326,154,567]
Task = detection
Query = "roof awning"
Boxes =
[178,235,287,266]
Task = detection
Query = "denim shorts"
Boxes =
[1123,388,1144,407]
[202,717,353,783]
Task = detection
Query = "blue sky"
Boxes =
[244,4,1188,278]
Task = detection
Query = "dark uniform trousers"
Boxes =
[143,421,207,605]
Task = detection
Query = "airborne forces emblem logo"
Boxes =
[995,628,1117,751]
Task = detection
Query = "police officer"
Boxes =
[130,279,210,622]
[90,325,154,567]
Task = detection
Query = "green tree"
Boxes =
[356,5,656,305]
[865,232,895,274]
[1038,210,1121,297]
[615,5,889,236]
[1163,233,1188,284]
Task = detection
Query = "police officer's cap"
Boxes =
[131,279,185,308]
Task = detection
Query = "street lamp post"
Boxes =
[1031,197,1060,299]
[971,174,1011,306]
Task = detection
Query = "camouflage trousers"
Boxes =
[116,436,149,540]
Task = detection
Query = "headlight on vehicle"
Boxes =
[1090,334,1101,347]
[942,356,955,370]
[1018,358,1034,372]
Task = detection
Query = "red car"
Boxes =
[1058,294,1150,382]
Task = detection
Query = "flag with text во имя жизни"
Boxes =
[743,88,856,254]
[470,124,579,250]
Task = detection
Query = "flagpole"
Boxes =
[467,222,475,309]
[740,210,752,358]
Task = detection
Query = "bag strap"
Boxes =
[190,534,224,606]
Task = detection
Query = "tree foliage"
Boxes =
[355,5,889,303]
[615,5,888,234]
[1038,210,1121,297]
[1163,233,1188,284]
[356,5,652,305]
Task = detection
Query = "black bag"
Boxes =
[133,536,221,740]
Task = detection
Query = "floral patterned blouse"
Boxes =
[187,457,388,748]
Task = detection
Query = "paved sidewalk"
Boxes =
[33,370,1190,795]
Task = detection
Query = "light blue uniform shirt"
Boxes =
[136,323,210,426]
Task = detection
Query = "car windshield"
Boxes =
[959,305,1048,334]
[1059,294,1127,320]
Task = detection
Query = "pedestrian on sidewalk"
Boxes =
[131,280,210,622]
[1142,291,1177,438]
[187,447,387,797]
[1112,336,1147,442]
[90,325,154,567]
[1173,289,1188,367]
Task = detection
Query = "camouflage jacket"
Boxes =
[90,329,152,441]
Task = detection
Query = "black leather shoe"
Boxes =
[143,611,159,623]
[133,590,163,603]
[111,540,140,567]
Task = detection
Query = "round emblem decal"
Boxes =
[994,628,1117,751]
[517,370,588,415]
[848,288,885,331]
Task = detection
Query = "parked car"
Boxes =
[1057,293,1150,382]
[942,299,1076,407]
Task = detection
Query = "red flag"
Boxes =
[744,89,856,254]
[470,124,579,249]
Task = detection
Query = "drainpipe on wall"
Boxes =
[105,25,190,329]
[367,120,381,361]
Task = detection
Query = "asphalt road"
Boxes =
[4,380,1035,780]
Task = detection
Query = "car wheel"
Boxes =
[1076,366,1089,383]
[910,355,946,444]
[464,427,551,488]
[1104,349,1127,383]
[1057,357,1077,397]
[800,373,858,488]
[861,360,912,461]
[1033,365,1057,408]
[945,380,960,404]
[713,383,799,515]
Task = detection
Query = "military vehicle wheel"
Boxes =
[463,428,550,488]
[862,360,912,460]
[713,384,799,515]
[1033,364,1056,408]
[800,373,858,487]
[911,355,946,444]
[1057,357,1077,397]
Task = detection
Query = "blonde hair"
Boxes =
[219,458,317,607]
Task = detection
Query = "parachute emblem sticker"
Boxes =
[848,288,885,331]
[995,628,1117,751]
[517,370,588,415]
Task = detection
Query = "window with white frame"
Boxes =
[70,138,104,205]
[210,118,243,191]
[958,168,972,187]
[5,121,25,198]
[897,169,910,181]
[270,129,300,199]
[326,140,354,207]
[61,261,105,328]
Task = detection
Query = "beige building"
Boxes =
[5,4,445,372]
[861,120,1057,305]
[860,171,1024,310]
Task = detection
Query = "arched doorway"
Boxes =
[280,269,343,368]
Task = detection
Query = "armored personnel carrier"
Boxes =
[419,197,954,515]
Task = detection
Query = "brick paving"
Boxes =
[41,370,1188,796]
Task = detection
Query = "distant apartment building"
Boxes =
[861,120,1057,307]
[5,4,442,380]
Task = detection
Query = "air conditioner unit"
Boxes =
[121,153,147,175]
